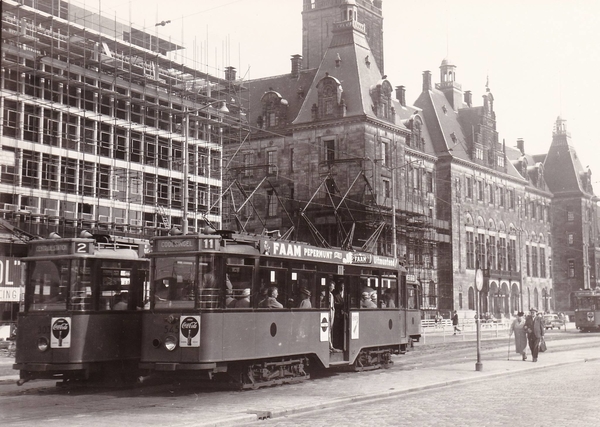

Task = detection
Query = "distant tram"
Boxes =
[140,231,421,389]
[14,233,148,385]
[573,289,600,332]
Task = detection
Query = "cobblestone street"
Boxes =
[257,359,600,427]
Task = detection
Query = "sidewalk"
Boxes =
[187,335,600,427]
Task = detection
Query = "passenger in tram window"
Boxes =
[225,288,236,308]
[113,292,129,310]
[370,292,379,307]
[258,287,269,308]
[234,288,251,308]
[265,286,283,308]
[382,289,396,308]
[360,292,377,308]
[297,287,312,308]
[319,290,327,307]
[327,281,336,315]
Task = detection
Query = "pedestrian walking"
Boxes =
[524,308,545,362]
[509,311,528,361]
[452,310,461,335]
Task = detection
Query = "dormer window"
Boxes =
[370,78,394,123]
[407,114,424,151]
[315,74,345,120]
[259,90,288,129]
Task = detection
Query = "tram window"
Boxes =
[68,260,93,311]
[225,261,254,309]
[381,278,397,308]
[407,286,417,309]
[100,266,134,310]
[258,267,286,308]
[290,270,316,309]
[28,260,67,311]
[358,277,377,309]
[153,256,197,309]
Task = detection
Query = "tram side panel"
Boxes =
[141,310,330,369]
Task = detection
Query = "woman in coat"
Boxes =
[509,311,528,361]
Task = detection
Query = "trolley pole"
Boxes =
[475,268,483,371]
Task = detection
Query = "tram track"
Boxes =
[0,331,597,398]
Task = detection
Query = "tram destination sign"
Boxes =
[152,236,221,252]
[28,240,94,256]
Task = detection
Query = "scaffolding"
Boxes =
[0,0,248,242]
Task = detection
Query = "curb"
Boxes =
[194,355,600,426]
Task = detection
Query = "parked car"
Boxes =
[543,314,564,330]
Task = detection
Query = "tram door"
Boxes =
[332,276,347,354]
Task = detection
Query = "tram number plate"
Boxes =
[37,325,51,334]
[163,325,179,334]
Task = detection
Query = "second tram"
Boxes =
[140,231,421,388]
[573,289,600,332]
[14,233,149,385]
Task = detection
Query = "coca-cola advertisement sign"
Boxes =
[50,317,71,348]
[179,315,200,347]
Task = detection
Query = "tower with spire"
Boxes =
[302,0,384,73]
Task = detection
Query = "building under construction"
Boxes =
[0,0,246,320]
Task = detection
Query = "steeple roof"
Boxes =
[294,20,390,124]
[544,117,594,196]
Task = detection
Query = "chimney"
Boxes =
[517,138,524,154]
[464,90,472,107]
[422,71,432,92]
[224,66,236,81]
[291,54,302,78]
[396,86,406,107]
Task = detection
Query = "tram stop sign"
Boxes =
[475,269,484,291]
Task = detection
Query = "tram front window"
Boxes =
[27,259,93,311]
[153,256,197,309]
[28,260,68,311]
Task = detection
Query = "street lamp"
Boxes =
[182,101,229,235]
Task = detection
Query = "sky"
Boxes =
[90,0,600,185]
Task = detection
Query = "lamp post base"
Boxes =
[475,362,483,371]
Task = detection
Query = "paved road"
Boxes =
[0,328,598,426]
[255,358,600,427]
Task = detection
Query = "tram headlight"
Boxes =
[37,337,49,352]
[164,335,177,351]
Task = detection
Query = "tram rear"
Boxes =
[140,232,421,388]
[13,234,148,385]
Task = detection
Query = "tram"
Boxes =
[573,289,600,332]
[13,232,149,385]
[140,230,421,389]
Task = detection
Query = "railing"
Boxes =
[420,318,512,343]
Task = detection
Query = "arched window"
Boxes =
[370,79,394,122]
[468,287,475,310]
[259,90,288,129]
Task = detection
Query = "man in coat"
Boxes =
[524,307,544,362]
